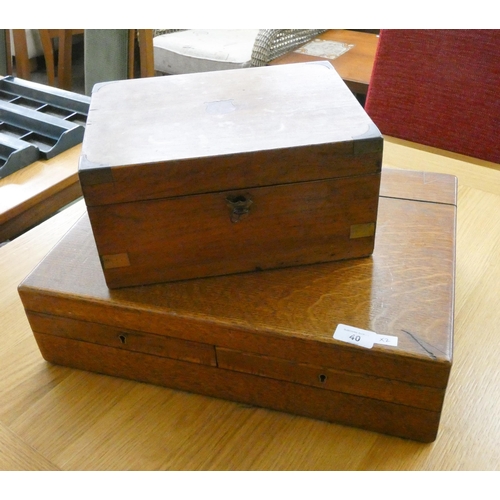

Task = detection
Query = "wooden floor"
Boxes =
[1,136,500,472]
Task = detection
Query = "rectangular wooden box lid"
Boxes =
[78,62,382,205]
[19,169,456,391]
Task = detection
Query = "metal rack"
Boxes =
[0,76,90,179]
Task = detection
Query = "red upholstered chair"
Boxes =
[365,29,500,164]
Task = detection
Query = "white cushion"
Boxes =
[153,29,260,74]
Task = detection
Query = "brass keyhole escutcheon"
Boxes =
[226,194,253,223]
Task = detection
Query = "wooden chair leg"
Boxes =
[11,30,31,80]
[39,30,56,86]
[138,29,154,78]
[57,30,73,90]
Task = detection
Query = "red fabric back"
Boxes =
[365,30,500,163]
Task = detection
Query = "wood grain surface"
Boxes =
[80,63,378,171]
[79,62,382,286]
[0,144,81,241]
[1,137,500,469]
[87,173,381,286]
[17,166,455,442]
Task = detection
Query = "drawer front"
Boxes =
[216,347,445,412]
[27,312,217,367]
[88,174,381,287]
[33,332,441,442]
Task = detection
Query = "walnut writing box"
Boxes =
[78,62,382,288]
[19,169,456,442]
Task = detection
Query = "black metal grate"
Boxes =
[0,76,90,178]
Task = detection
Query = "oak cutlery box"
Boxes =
[78,62,383,288]
[18,169,456,442]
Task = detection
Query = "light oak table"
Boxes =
[1,137,500,470]
[0,144,82,242]
[270,30,379,96]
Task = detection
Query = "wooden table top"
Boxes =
[270,30,379,95]
[0,144,82,242]
[2,137,500,471]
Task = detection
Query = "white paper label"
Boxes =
[333,324,398,349]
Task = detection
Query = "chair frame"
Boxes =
[8,29,83,90]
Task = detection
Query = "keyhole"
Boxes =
[118,335,127,344]
[231,195,247,204]
[226,194,253,223]
[318,374,327,383]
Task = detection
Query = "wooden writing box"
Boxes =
[19,169,456,442]
[78,62,383,288]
